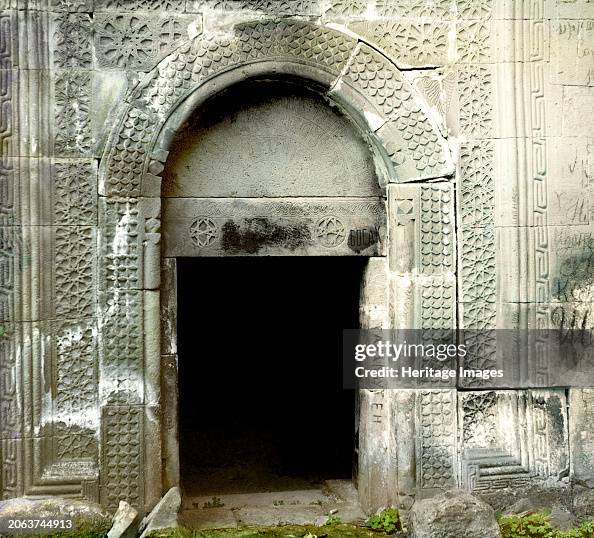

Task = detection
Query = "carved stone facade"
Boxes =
[0,0,592,519]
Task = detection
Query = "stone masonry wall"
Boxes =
[0,0,592,516]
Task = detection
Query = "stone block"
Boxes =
[459,390,569,493]
[139,486,181,537]
[349,20,452,68]
[553,0,594,20]
[160,81,381,199]
[188,0,321,15]
[107,501,140,538]
[53,70,94,158]
[98,197,161,291]
[92,71,130,158]
[100,405,145,513]
[93,14,202,71]
[388,183,455,275]
[546,138,593,226]
[98,290,144,406]
[563,86,594,136]
[496,225,594,304]
[160,259,177,356]
[0,498,110,531]
[570,389,594,487]
[409,490,501,538]
[161,198,385,257]
[551,19,594,86]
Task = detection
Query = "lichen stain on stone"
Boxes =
[552,249,594,304]
[221,218,310,254]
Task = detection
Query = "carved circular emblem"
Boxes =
[316,216,346,248]
[189,217,218,247]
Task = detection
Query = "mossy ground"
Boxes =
[147,524,395,538]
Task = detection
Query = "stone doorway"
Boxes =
[175,256,368,527]
[158,78,387,525]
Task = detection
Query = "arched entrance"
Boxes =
[97,17,453,515]
[159,79,383,524]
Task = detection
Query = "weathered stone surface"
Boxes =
[459,390,569,492]
[162,198,385,257]
[161,81,380,198]
[0,498,111,529]
[570,389,594,488]
[573,485,594,519]
[2,0,594,521]
[107,501,140,538]
[139,487,182,538]
[409,490,501,538]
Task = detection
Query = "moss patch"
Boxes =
[147,524,395,538]
[498,512,594,538]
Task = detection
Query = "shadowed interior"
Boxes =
[177,256,366,496]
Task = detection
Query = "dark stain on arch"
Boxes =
[221,218,311,254]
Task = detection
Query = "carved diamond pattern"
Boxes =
[106,108,154,197]
[102,406,143,511]
[419,391,455,489]
[421,279,454,345]
[102,200,140,289]
[343,47,411,117]
[101,292,143,405]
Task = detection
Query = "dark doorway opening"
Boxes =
[177,256,366,497]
